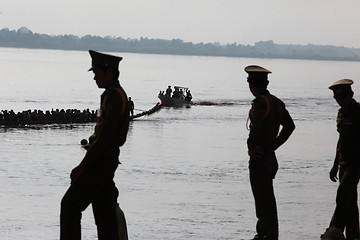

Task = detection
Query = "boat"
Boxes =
[158,86,192,107]
[130,102,162,120]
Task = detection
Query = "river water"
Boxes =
[0,47,359,240]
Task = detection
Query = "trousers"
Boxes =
[330,164,360,239]
[60,162,128,240]
[250,166,279,238]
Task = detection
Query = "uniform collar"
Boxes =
[256,90,270,97]
[101,80,120,99]
[339,99,358,113]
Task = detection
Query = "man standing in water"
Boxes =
[245,65,295,240]
[323,79,360,240]
[128,97,134,117]
[60,50,130,240]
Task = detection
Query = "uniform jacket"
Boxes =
[248,90,295,169]
[81,80,130,169]
[336,99,360,167]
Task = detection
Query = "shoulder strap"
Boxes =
[259,95,271,118]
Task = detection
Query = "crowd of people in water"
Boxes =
[1,88,192,126]
[158,85,192,102]
[0,95,160,126]
[0,108,98,126]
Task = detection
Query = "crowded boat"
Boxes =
[158,85,192,107]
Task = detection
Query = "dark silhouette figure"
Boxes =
[245,65,295,240]
[60,50,130,240]
[165,85,172,97]
[172,87,180,99]
[185,90,192,102]
[323,79,360,240]
[128,97,134,116]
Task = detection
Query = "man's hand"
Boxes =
[329,165,339,182]
[70,165,85,184]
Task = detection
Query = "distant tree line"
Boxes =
[1,27,360,61]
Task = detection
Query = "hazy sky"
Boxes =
[1,0,360,48]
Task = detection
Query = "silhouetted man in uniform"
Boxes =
[245,65,295,240]
[324,79,360,240]
[60,50,130,240]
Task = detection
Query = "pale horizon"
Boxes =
[1,0,360,48]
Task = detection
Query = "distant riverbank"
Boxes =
[1,27,360,62]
